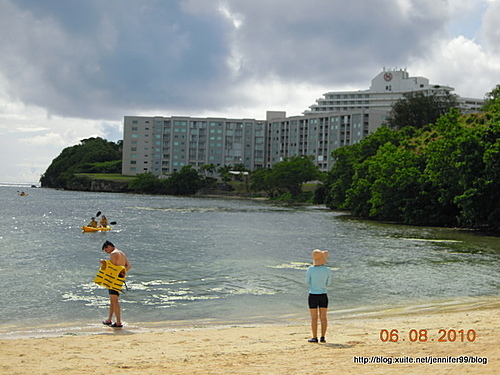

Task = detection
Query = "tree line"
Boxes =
[127,155,321,200]
[317,85,500,231]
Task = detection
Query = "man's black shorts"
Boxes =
[109,289,120,296]
[308,293,328,309]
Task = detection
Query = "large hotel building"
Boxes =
[122,69,484,176]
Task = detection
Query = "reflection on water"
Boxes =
[0,186,498,336]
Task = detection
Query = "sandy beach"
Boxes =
[1,304,498,375]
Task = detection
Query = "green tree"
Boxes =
[439,118,500,229]
[162,165,206,195]
[422,110,475,225]
[387,91,459,130]
[217,165,233,182]
[326,126,402,209]
[325,145,360,209]
[129,167,206,195]
[200,163,217,176]
[40,137,122,188]
[271,155,321,198]
[482,84,500,111]
[128,172,162,194]
[362,143,425,222]
[250,168,277,197]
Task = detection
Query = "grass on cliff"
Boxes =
[75,173,135,182]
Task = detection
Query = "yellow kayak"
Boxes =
[82,226,111,232]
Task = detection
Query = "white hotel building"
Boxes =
[122,69,484,176]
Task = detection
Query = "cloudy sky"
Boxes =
[1,0,499,183]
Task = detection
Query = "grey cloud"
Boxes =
[1,0,452,122]
[224,0,448,85]
[1,0,232,119]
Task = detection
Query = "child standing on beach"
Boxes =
[305,249,332,343]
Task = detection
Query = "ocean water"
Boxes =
[0,183,499,337]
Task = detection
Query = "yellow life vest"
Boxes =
[94,260,127,293]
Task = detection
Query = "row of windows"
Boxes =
[161,120,264,128]
[325,93,370,99]
[125,114,375,173]
[316,100,370,105]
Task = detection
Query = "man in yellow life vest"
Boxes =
[101,241,132,328]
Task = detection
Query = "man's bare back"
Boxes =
[110,249,131,270]
[100,240,132,327]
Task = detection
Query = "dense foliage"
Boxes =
[251,155,322,200]
[482,84,500,111]
[128,167,207,195]
[387,91,459,130]
[322,101,500,231]
[40,137,122,189]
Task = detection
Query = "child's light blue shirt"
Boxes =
[305,265,332,294]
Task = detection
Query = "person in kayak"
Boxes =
[101,240,132,328]
[99,215,108,227]
[87,217,98,228]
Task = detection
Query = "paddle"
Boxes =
[110,221,117,225]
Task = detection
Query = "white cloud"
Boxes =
[20,132,68,146]
[410,0,500,98]
[482,0,500,52]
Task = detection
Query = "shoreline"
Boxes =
[1,295,498,340]
[1,304,497,374]
[1,296,497,337]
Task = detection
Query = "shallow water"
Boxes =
[0,183,499,337]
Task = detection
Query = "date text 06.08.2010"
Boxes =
[379,329,476,343]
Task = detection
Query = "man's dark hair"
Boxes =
[102,240,115,250]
